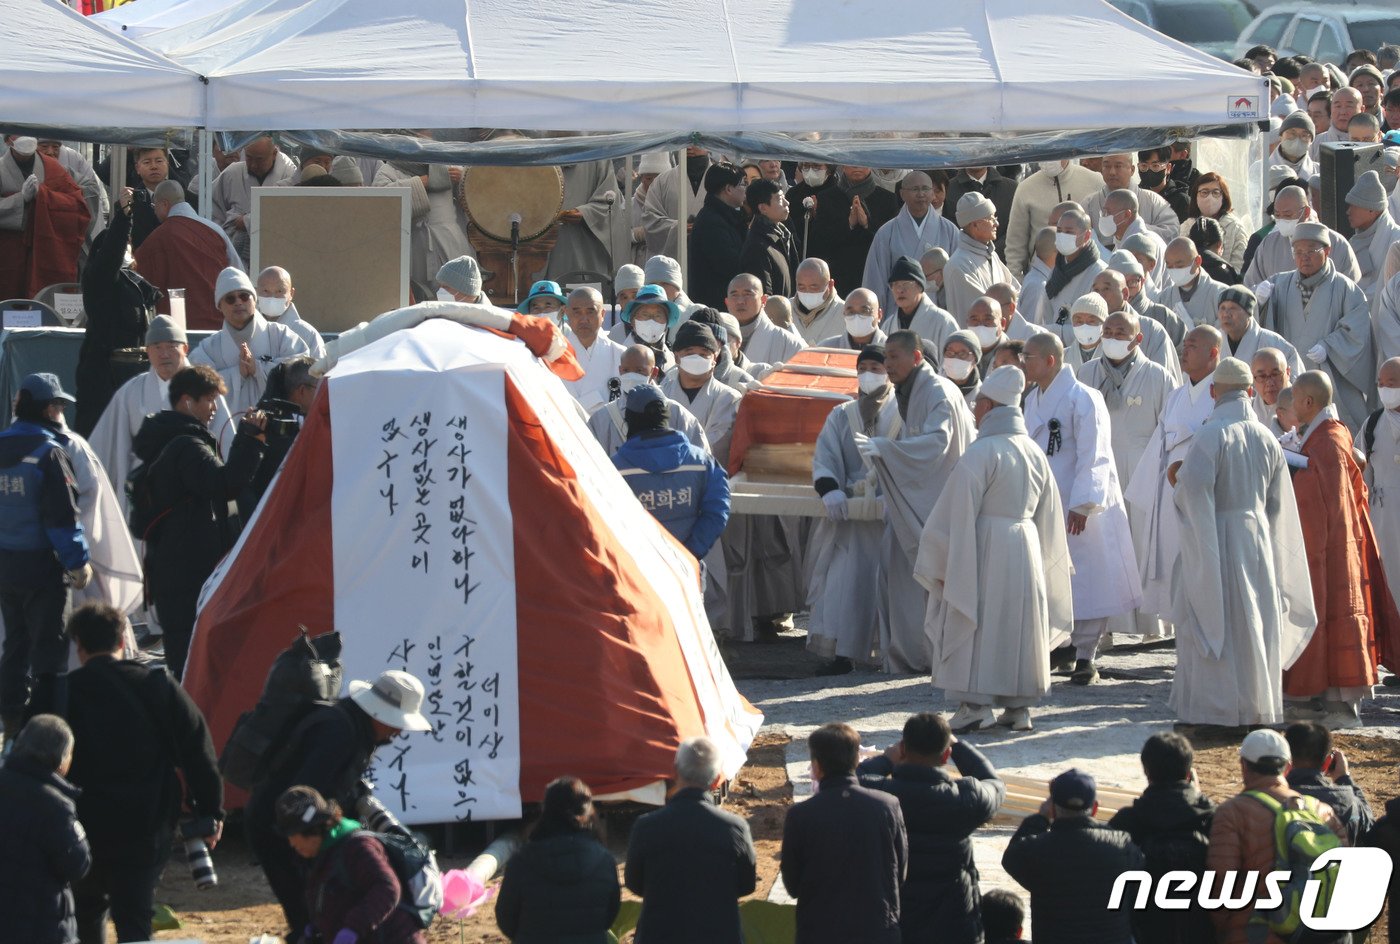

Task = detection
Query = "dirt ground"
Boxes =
[148,729,1397,943]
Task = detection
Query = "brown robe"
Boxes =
[0,153,90,299]
[1285,418,1400,695]
[133,215,230,331]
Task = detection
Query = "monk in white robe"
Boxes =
[862,173,959,314]
[55,421,142,621]
[189,268,309,414]
[254,266,327,360]
[1171,358,1316,728]
[1107,248,1189,349]
[373,157,473,289]
[807,346,900,671]
[89,317,233,516]
[547,160,632,281]
[1023,333,1142,683]
[1088,269,1181,382]
[917,366,1073,733]
[590,346,708,455]
[1364,358,1400,608]
[1126,325,1222,618]
[209,137,297,267]
[878,256,958,371]
[642,149,708,259]
[1243,187,1361,288]
[942,192,1018,322]
[1260,223,1376,431]
[1156,238,1227,329]
[561,287,626,414]
[725,273,805,375]
[1079,310,1179,642]
[1081,155,1180,244]
[814,288,887,351]
[861,330,975,673]
[790,259,847,344]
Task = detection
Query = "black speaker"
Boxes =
[1319,141,1384,238]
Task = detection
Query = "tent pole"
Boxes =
[198,130,214,218]
[109,145,127,198]
[676,148,687,284]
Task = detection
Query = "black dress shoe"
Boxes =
[815,657,854,677]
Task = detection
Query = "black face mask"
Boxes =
[1138,169,1166,189]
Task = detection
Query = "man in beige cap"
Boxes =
[1172,358,1315,731]
[1260,222,1375,430]
[917,365,1072,732]
[248,668,432,943]
[189,267,309,412]
[943,192,1016,322]
[1343,170,1400,298]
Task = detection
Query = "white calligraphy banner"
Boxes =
[330,353,521,823]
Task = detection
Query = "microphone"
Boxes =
[604,190,617,206]
[509,212,522,251]
[802,196,815,210]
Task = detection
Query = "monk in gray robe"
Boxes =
[862,172,959,314]
[1215,285,1301,377]
[1244,186,1361,288]
[1155,237,1226,329]
[210,136,297,267]
[878,256,957,371]
[642,148,708,259]
[547,160,632,281]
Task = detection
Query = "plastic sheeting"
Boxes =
[132,0,1267,135]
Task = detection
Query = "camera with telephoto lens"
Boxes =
[131,188,152,208]
[261,398,303,440]
[180,817,219,890]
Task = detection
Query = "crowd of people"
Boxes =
[8,34,1400,944]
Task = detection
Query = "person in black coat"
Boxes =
[1003,768,1144,944]
[688,163,750,308]
[28,603,223,944]
[496,777,621,943]
[807,167,900,295]
[781,723,908,944]
[0,714,91,944]
[625,736,757,943]
[1361,794,1400,944]
[132,364,266,679]
[739,179,800,298]
[857,713,1005,944]
[1107,733,1215,944]
[1285,722,1375,845]
[786,162,839,258]
[943,168,1018,260]
[248,669,434,944]
[76,188,161,436]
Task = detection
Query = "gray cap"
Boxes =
[1292,221,1331,246]
[1346,170,1387,213]
[145,314,186,345]
[1280,111,1314,137]
[329,155,363,186]
[436,255,482,298]
[1120,232,1158,258]
[614,263,645,293]
[1106,249,1145,278]
[945,328,982,359]
[644,254,683,289]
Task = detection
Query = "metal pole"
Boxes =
[109,145,127,196]
[198,130,214,218]
[675,148,687,284]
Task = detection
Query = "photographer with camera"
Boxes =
[239,355,320,518]
[29,603,223,944]
[133,364,267,679]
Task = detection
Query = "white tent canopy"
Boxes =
[132,0,1266,135]
[92,0,243,38]
[0,0,203,133]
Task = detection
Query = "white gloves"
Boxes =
[822,490,849,522]
[65,563,93,590]
[1306,342,1327,365]
[20,175,38,201]
[1254,279,1274,307]
[853,432,880,459]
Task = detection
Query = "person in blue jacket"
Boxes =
[612,384,730,559]
[0,374,91,744]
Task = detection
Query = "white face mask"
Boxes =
[1054,232,1081,256]
[845,314,876,337]
[633,319,667,343]
[679,353,715,376]
[1274,217,1299,238]
[797,290,827,309]
[1197,194,1223,217]
[971,325,1000,348]
[1096,215,1120,239]
[256,296,289,318]
[942,357,975,381]
[857,371,888,395]
[1101,337,1133,360]
[436,288,456,302]
[1039,161,1067,178]
[1381,386,1400,410]
[1279,138,1309,161]
[1165,266,1196,287]
[1073,323,1103,346]
[618,372,650,394]
[801,169,828,187]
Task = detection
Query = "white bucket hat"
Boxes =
[348,670,432,732]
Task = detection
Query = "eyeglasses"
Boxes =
[1139,162,1169,172]
[1291,247,1326,258]
[1197,188,1224,199]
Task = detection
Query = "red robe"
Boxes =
[132,215,232,331]
[0,154,91,299]
[1285,418,1400,695]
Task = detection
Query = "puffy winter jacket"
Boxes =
[495,830,621,943]
[0,754,92,944]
